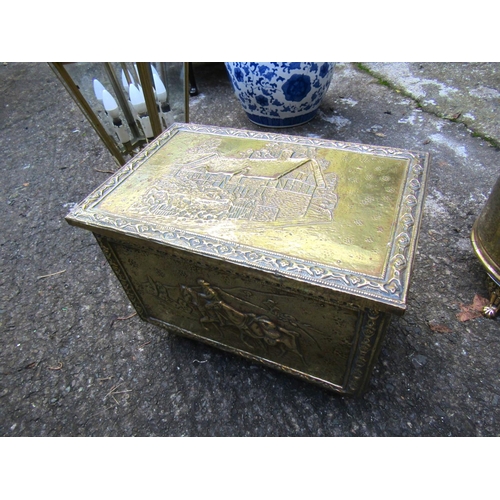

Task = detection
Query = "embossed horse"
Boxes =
[251,317,307,366]
[181,279,308,366]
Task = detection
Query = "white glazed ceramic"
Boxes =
[225,62,335,127]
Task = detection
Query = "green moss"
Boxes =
[356,63,416,100]
[355,63,500,150]
[356,63,391,88]
[472,131,500,149]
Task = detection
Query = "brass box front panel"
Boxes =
[96,233,390,394]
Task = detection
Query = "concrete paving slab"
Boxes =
[361,62,500,147]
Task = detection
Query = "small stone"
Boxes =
[412,355,428,368]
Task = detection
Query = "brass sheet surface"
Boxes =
[100,236,363,389]
[471,174,500,283]
[68,123,430,313]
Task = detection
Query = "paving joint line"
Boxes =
[355,63,500,150]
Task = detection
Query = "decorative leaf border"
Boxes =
[67,123,430,312]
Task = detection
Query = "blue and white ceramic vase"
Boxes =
[225,62,335,128]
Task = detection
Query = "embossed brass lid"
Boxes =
[67,123,430,313]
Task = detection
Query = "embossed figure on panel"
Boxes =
[180,279,308,366]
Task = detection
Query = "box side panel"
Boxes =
[345,311,392,394]
[95,233,388,394]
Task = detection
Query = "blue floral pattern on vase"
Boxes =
[225,62,335,128]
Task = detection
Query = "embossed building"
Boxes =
[145,149,338,224]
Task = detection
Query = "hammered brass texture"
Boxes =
[98,130,409,279]
[66,123,429,394]
[69,124,429,312]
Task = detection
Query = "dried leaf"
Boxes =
[472,294,489,311]
[457,309,479,322]
[428,321,452,333]
[456,294,489,322]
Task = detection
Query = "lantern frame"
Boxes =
[49,62,190,165]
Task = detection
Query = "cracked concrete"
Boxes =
[361,62,500,146]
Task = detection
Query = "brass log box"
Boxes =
[66,123,430,395]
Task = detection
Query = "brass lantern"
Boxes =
[49,62,190,165]
[471,173,500,318]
